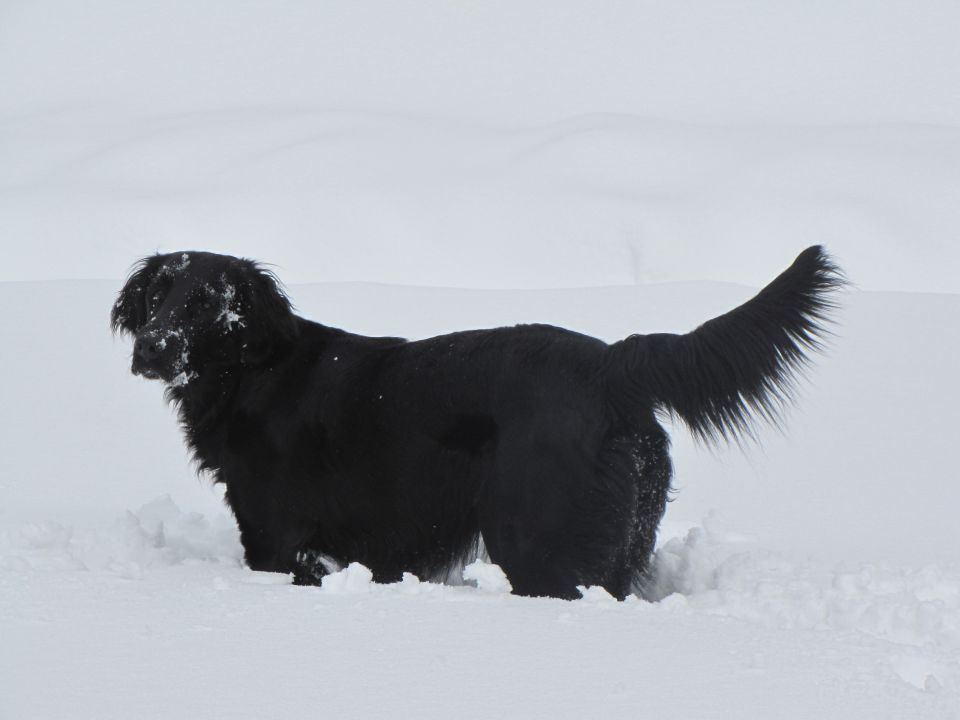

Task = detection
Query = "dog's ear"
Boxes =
[111,256,162,335]
[235,261,299,366]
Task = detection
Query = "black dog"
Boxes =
[111,247,842,599]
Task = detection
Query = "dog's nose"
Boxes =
[134,336,162,361]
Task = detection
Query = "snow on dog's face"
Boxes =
[111,251,297,388]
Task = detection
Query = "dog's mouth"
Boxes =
[133,365,163,380]
[131,357,166,381]
[132,355,197,386]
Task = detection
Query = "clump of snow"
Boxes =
[577,585,617,603]
[158,255,191,277]
[169,370,195,388]
[216,278,244,330]
[462,558,512,594]
[169,358,197,387]
[395,572,425,593]
[167,332,197,387]
[320,562,374,594]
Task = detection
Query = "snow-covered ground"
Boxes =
[2,2,959,718]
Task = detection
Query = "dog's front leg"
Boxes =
[292,549,342,586]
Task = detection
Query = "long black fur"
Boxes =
[111,247,844,599]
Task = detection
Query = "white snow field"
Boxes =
[2,2,960,718]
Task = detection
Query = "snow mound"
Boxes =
[0,495,242,577]
[577,585,618,603]
[648,519,960,660]
[462,559,512,594]
[320,562,374,594]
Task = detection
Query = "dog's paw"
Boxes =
[292,549,341,586]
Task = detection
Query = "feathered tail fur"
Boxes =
[610,245,846,443]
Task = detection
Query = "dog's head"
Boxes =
[111,251,298,387]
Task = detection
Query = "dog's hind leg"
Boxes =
[602,427,673,596]
[477,413,640,600]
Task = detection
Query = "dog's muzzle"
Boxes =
[131,331,179,380]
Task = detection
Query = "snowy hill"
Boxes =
[2,2,959,717]
[4,3,960,293]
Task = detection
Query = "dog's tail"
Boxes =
[609,246,845,443]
